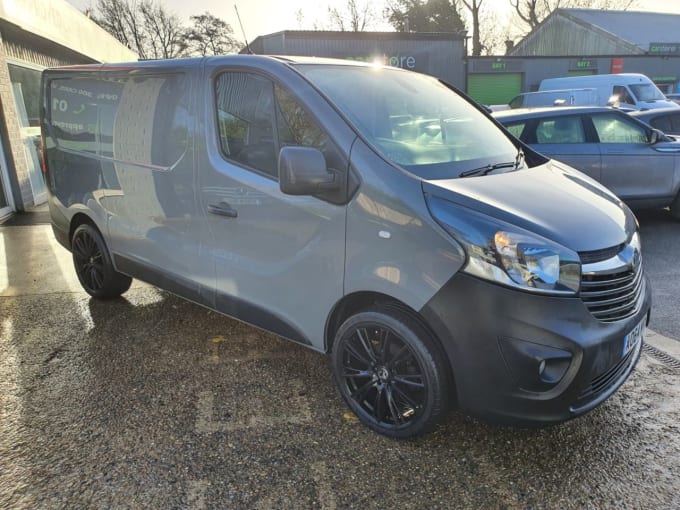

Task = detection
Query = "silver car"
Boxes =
[494,106,680,219]
[630,107,680,136]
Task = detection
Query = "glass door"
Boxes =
[8,62,46,205]
[0,135,14,219]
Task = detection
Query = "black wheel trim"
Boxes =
[73,230,105,292]
[340,325,427,431]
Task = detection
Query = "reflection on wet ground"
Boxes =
[1,224,679,508]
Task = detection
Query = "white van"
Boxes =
[539,73,679,111]
[509,88,598,109]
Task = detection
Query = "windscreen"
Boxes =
[296,64,518,179]
[629,83,666,102]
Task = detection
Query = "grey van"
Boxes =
[41,56,651,438]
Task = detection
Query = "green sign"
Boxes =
[649,43,680,54]
[491,62,506,70]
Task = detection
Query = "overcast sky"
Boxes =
[66,0,680,47]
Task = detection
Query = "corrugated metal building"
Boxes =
[246,31,467,89]
[0,0,136,220]
[465,9,680,105]
[509,9,680,57]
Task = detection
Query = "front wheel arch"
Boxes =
[331,305,452,438]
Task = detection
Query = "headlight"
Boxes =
[427,196,581,295]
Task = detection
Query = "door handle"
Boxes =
[208,202,238,218]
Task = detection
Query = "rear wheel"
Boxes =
[332,307,450,438]
[72,224,131,299]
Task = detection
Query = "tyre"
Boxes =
[71,223,132,299]
[332,306,450,438]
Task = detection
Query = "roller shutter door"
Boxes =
[467,73,522,105]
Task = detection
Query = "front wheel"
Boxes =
[332,307,450,438]
[72,223,132,299]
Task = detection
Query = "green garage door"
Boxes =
[467,73,522,105]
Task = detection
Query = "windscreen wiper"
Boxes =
[459,149,525,178]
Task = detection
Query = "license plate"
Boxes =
[623,318,645,357]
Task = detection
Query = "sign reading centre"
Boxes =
[346,54,417,70]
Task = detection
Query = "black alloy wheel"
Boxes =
[332,307,450,438]
[72,223,132,299]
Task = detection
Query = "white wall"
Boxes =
[0,0,137,63]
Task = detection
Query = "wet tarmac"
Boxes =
[1,223,679,509]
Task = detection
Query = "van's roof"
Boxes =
[541,73,650,82]
[492,106,617,121]
[515,88,596,96]
[46,54,383,73]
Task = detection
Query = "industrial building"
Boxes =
[246,31,467,89]
[466,9,680,105]
[0,0,136,220]
[249,9,680,109]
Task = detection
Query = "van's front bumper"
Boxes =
[420,272,652,425]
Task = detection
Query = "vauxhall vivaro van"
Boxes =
[41,56,651,438]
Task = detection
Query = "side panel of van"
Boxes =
[539,74,677,110]
[98,69,212,302]
[344,140,466,313]
[44,65,214,304]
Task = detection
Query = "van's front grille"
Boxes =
[578,243,625,264]
[579,240,644,323]
[572,341,639,410]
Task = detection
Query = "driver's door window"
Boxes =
[591,113,648,143]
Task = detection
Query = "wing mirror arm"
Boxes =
[649,128,665,144]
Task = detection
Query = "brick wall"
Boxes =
[0,31,32,210]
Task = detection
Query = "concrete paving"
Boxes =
[1,223,679,509]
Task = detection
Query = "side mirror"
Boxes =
[279,146,340,196]
[649,128,665,144]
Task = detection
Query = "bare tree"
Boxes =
[478,8,512,55]
[93,0,146,57]
[92,0,187,59]
[510,0,638,32]
[139,1,187,59]
[186,12,242,56]
[460,0,483,56]
[326,0,376,31]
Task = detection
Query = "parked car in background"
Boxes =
[666,93,680,105]
[631,107,680,136]
[539,74,679,111]
[493,106,680,218]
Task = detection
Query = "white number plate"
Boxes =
[623,318,645,357]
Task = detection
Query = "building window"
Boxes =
[8,63,46,201]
